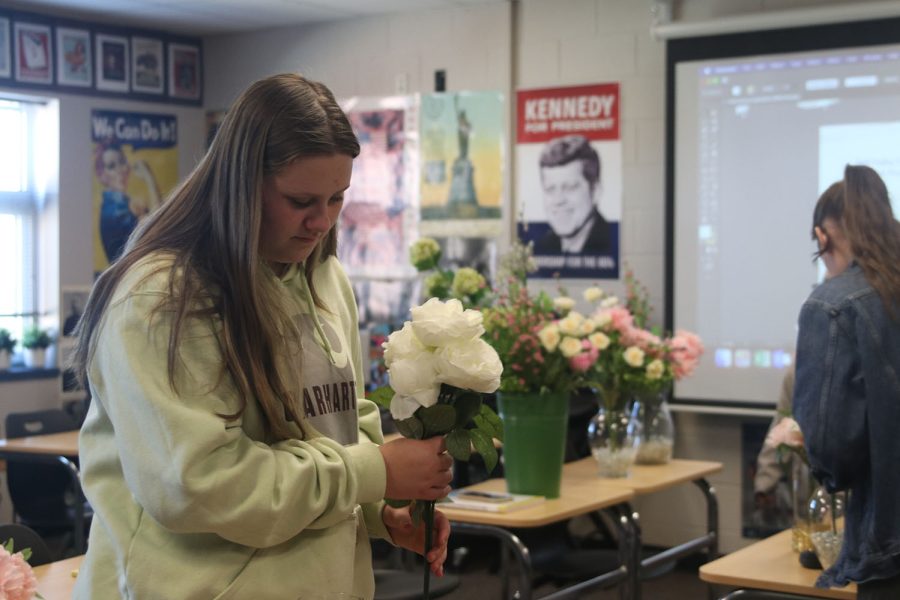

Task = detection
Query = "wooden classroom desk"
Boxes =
[442,472,637,600]
[700,528,857,599]
[0,430,79,457]
[34,554,82,599]
[0,430,87,553]
[564,457,722,599]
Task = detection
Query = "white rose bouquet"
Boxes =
[370,297,504,599]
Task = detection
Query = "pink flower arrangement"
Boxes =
[0,542,38,600]
[765,416,809,465]
[669,330,704,379]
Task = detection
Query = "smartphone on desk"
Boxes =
[452,490,514,503]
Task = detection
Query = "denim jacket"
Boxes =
[793,263,900,587]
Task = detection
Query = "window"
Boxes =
[0,99,39,349]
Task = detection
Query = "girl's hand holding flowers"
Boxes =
[383,504,451,578]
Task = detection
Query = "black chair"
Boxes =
[5,409,91,558]
[0,523,53,566]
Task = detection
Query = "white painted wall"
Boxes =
[0,0,866,551]
[206,0,857,554]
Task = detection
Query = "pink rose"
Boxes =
[594,306,634,334]
[622,327,662,350]
[0,545,38,600]
[669,330,704,379]
[765,417,805,449]
[568,339,599,373]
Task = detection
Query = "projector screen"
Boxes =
[667,18,900,409]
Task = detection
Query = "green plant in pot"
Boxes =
[21,324,52,369]
[0,328,15,370]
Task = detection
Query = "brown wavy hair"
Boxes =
[71,74,360,440]
[812,164,900,319]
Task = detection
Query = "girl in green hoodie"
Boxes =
[70,73,453,600]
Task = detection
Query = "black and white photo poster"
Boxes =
[516,83,622,279]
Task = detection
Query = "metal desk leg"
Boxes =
[617,503,641,600]
[539,502,635,600]
[450,523,532,600]
[694,478,719,600]
[720,590,828,600]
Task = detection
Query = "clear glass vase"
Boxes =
[791,459,846,562]
[808,485,846,570]
[587,391,641,478]
[630,390,675,465]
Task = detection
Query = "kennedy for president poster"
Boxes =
[516,83,622,279]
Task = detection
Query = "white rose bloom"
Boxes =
[537,323,561,351]
[411,297,484,347]
[382,321,425,367]
[589,331,610,350]
[646,359,665,380]
[623,346,645,367]
[388,355,440,420]
[559,336,583,358]
[578,318,597,336]
[390,391,439,421]
[594,311,612,328]
[434,338,502,393]
[600,296,619,308]
[583,287,604,302]
[553,296,576,313]
[557,312,585,337]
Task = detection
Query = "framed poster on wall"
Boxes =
[168,42,200,100]
[95,32,129,92]
[131,36,163,94]
[0,17,10,79]
[56,27,92,87]
[14,22,52,84]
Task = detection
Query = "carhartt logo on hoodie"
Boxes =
[296,314,359,445]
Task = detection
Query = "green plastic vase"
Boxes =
[497,391,569,499]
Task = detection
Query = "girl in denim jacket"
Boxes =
[794,165,900,599]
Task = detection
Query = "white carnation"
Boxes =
[646,359,665,380]
[538,323,561,351]
[589,331,610,350]
[557,312,585,337]
[623,346,645,367]
[553,296,576,313]
[583,287,604,302]
[559,336,583,358]
[600,296,619,308]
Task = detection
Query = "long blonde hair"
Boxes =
[72,74,360,440]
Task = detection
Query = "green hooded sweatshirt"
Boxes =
[74,254,390,599]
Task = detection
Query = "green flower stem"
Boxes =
[423,499,435,600]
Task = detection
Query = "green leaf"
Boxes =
[452,392,482,428]
[446,428,472,462]
[2,539,12,553]
[418,404,457,436]
[395,416,425,440]
[384,498,411,508]
[21,548,31,562]
[470,428,499,475]
[368,386,395,411]
[475,404,504,442]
